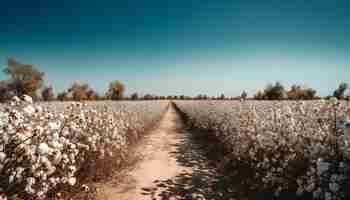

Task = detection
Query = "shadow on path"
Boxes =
[140,109,253,200]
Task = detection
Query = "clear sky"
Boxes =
[0,0,349,97]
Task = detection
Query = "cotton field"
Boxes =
[0,96,168,200]
[175,99,350,200]
[2,96,350,200]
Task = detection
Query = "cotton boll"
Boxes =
[52,152,62,165]
[23,105,36,115]
[0,152,6,163]
[38,143,51,155]
[35,105,43,113]
[48,122,60,130]
[67,177,76,186]
[12,96,21,102]
[22,95,33,103]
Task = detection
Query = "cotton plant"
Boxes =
[175,99,350,199]
[0,96,167,199]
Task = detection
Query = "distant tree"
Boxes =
[143,94,153,100]
[304,88,317,100]
[67,82,88,101]
[287,85,300,100]
[0,80,14,102]
[57,91,68,101]
[241,91,247,100]
[41,86,55,101]
[219,94,225,100]
[86,89,99,100]
[263,82,286,100]
[254,90,264,100]
[106,80,125,100]
[3,58,45,100]
[65,82,99,101]
[333,83,348,99]
[131,93,138,100]
[287,85,317,100]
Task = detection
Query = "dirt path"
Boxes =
[96,104,240,200]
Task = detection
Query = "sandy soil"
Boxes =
[96,105,195,200]
[95,104,243,200]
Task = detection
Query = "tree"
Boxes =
[67,82,88,101]
[263,82,286,100]
[57,91,68,101]
[333,83,348,99]
[287,85,316,100]
[65,82,98,101]
[304,88,317,100]
[0,80,14,102]
[241,91,247,100]
[3,58,45,99]
[219,94,225,100]
[131,93,138,100]
[143,94,153,100]
[106,80,125,100]
[86,89,99,100]
[41,86,55,101]
[254,90,264,100]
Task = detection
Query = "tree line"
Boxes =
[0,58,348,102]
[0,58,125,102]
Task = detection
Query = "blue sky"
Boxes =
[0,0,349,97]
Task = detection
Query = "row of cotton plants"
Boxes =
[175,99,350,200]
[0,96,168,200]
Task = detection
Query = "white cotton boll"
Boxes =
[36,191,45,199]
[0,152,6,163]
[25,177,36,194]
[49,140,62,149]
[23,105,36,115]
[52,152,62,165]
[68,165,77,174]
[15,167,25,179]
[22,95,33,103]
[9,174,15,184]
[81,184,89,192]
[58,113,65,120]
[35,105,42,113]
[67,177,76,186]
[48,122,60,130]
[47,166,56,175]
[69,143,76,149]
[52,132,59,140]
[12,96,21,102]
[38,143,51,155]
